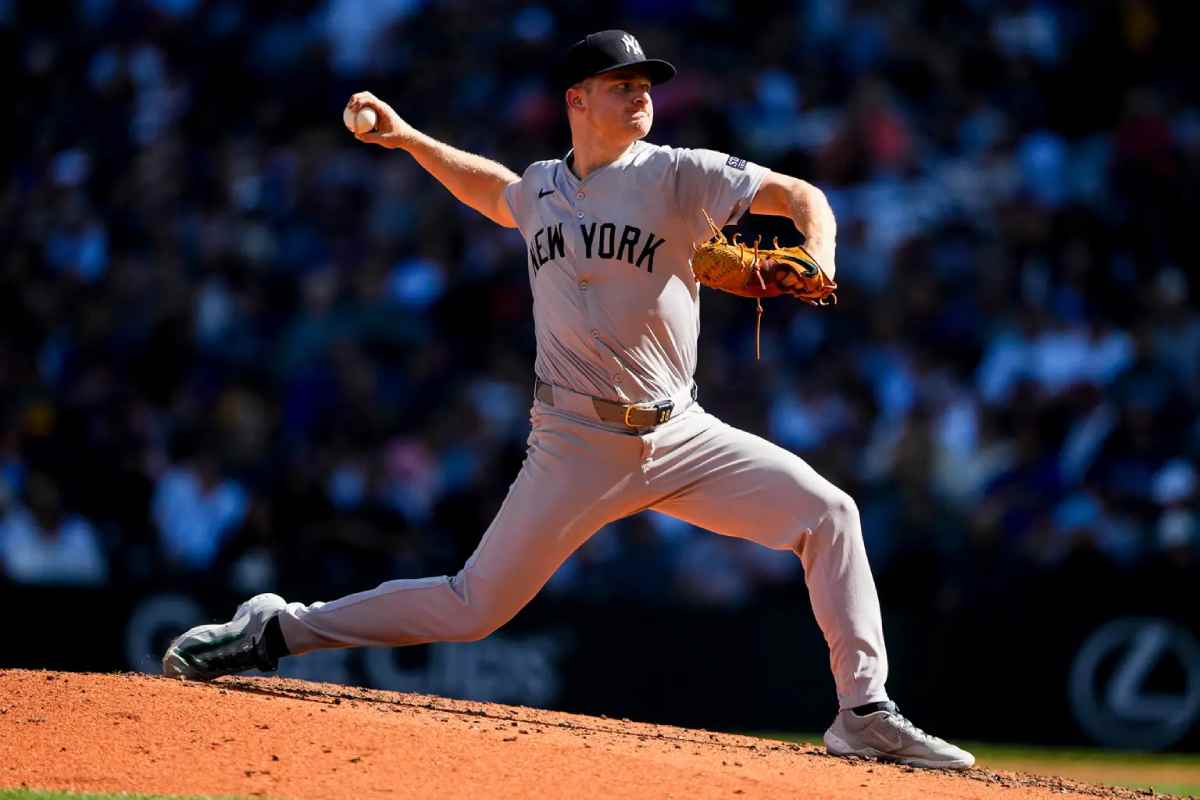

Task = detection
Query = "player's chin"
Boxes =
[629,116,652,136]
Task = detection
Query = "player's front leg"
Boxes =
[651,415,887,707]
[648,413,973,769]
[823,701,974,769]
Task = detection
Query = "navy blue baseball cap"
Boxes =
[559,30,676,90]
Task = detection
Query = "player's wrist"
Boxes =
[393,125,428,153]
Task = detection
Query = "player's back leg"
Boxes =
[272,406,656,655]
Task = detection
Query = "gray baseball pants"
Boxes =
[278,397,890,710]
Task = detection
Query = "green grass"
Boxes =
[0,791,247,800]
[8,741,1199,799]
[750,732,1200,796]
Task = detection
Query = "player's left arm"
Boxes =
[749,171,837,279]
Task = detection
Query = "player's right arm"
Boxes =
[346,92,519,229]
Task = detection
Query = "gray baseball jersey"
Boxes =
[503,140,769,403]
[274,139,891,714]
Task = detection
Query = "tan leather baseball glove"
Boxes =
[691,210,838,358]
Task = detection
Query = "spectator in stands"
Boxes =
[151,445,248,573]
[0,473,108,586]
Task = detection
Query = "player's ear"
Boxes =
[566,81,588,111]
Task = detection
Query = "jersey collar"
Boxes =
[562,140,649,184]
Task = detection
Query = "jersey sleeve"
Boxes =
[503,161,551,237]
[503,176,529,236]
[672,147,770,242]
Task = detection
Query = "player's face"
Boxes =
[586,71,653,140]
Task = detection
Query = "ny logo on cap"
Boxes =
[620,33,644,59]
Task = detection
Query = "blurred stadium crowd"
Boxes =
[2,0,1198,611]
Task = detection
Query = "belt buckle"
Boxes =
[624,400,674,427]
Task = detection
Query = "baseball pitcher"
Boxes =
[163,30,974,770]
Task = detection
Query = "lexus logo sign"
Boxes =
[1069,617,1200,749]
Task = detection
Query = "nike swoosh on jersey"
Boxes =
[538,188,554,198]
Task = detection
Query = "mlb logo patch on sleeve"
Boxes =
[726,155,747,170]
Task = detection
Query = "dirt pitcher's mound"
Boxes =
[0,669,1158,799]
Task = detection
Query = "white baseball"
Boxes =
[342,106,377,134]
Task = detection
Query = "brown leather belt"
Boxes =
[534,377,694,429]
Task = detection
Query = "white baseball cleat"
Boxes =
[824,701,975,770]
[162,593,286,680]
